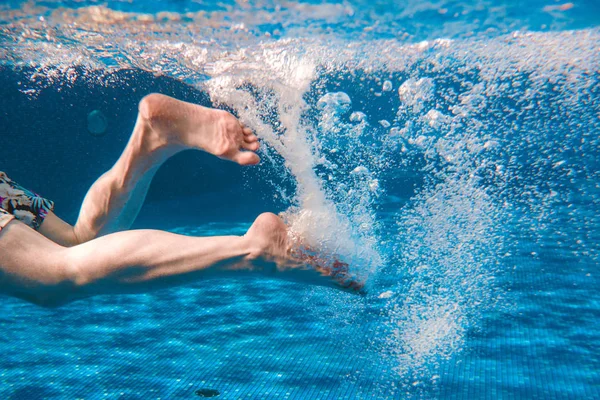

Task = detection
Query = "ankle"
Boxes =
[138,93,169,125]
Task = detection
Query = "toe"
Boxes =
[243,127,253,135]
[233,151,261,165]
[244,134,258,143]
[243,141,260,151]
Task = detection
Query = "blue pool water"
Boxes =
[1,0,599,399]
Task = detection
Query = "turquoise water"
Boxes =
[1,1,599,399]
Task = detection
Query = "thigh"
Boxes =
[0,219,73,306]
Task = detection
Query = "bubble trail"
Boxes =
[205,50,383,283]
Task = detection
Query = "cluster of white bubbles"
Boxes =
[205,50,382,285]
[1,3,599,395]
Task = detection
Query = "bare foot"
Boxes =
[244,213,365,293]
[138,93,260,165]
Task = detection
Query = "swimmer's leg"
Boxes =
[39,94,260,246]
[1,214,358,307]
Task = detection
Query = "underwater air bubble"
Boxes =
[398,78,435,112]
[379,120,391,128]
[350,165,369,176]
[423,109,450,129]
[368,179,380,192]
[349,111,366,122]
[382,80,393,91]
[316,92,352,114]
[87,110,108,137]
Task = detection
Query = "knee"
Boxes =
[25,260,81,308]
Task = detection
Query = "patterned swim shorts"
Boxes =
[0,171,54,232]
